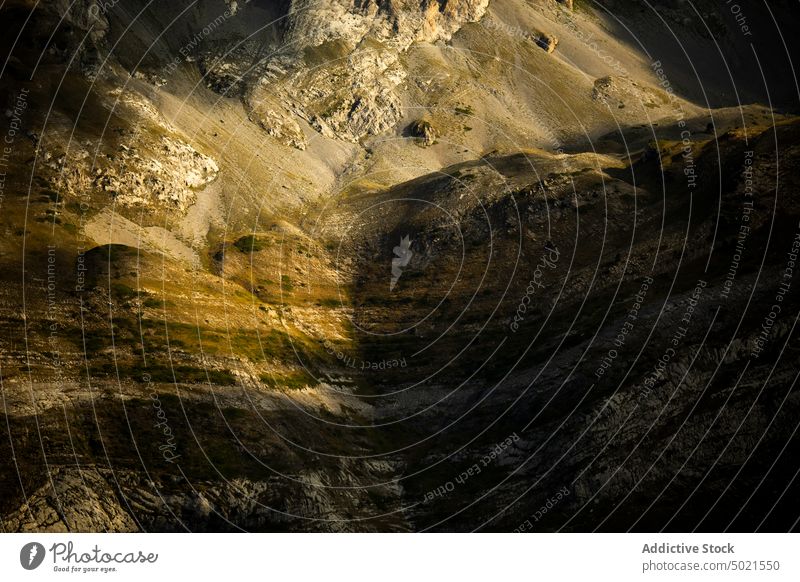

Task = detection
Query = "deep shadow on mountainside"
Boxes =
[0,0,799,531]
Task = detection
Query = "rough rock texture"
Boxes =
[2,0,800,534]
[4,469,140,532]
[198,0,490,144]
[44,134,218,212]
[298,47,407,143]
[408,119,437,146]
[35,84,219,213]
[285,0,490,49]
[534,32,558,53]
[245,83,308,150]
[54,0,110,43]
[591,76,673,114]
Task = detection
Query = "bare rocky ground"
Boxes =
[0,0,799,531]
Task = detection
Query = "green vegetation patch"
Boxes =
[259,369,316,390]
[233,234,270,253]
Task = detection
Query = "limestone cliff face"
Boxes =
[192,0,491,144]
[233,0,491,143]
[285,0,489,49]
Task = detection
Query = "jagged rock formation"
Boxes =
[197,0,491,144]
[37,98,219,212]
[284,0,490,49]
[1,0,799,533]
[407,119,437,146]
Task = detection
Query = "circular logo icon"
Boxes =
[20,542,46,570]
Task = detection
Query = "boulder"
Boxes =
[534,33,559,53]
[408,120,437,146]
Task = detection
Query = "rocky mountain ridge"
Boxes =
[0,0,799,532]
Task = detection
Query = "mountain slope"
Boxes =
[0,0,799,531]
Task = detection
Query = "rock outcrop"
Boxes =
[285,0,490,49]
[198,0,489,144]
[42,129,218,213]
[408,119,437,146]
[534,32,559,53]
